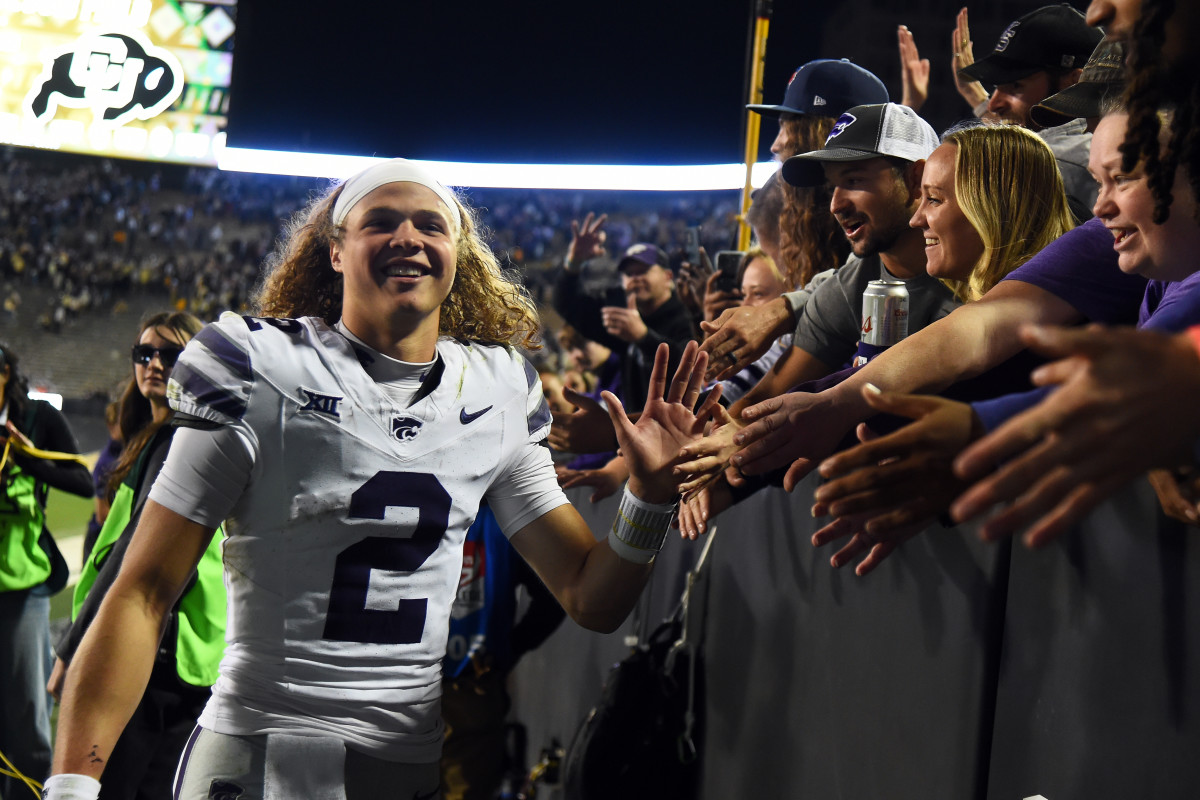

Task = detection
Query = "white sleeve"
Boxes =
[486,442,570,536]
[148,424,256,529]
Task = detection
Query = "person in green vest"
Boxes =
[0,342,92,798]
[49,312,226,800]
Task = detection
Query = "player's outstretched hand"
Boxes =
[951,325,1200,547]
[605,341,721,504]
[699,296,793,382]
[548,386,618,455]
[813,385,981,533]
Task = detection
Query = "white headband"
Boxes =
[331,159,461,229]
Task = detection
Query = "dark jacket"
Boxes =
[553,269,696,412]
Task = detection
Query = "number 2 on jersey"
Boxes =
[322,471,450,644]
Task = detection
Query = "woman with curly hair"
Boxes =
[47,159,717,800]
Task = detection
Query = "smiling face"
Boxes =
[986,71,1053,129]
[825,157,917,259]
[330,181,457,348]
[1090,113,1200,281]
[739,257,787,307]
[620,262,674,311]
[909,144,984,282]
[134,325,186,408]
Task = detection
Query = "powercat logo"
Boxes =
[826,113,856,142]
[24,30,184,126]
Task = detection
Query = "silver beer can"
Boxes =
[859,279,909,347]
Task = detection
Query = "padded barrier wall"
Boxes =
[510,477,1200,799]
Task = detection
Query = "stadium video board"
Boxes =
[0,0,236,166]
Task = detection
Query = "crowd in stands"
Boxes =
[0,148,741,335]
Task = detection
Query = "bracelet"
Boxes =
[608,484,676,564]
[42,775,102,800]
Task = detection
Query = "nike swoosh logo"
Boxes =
[412,789,439,800]
[459,405,493,424]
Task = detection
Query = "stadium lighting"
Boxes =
[217,146,778,191]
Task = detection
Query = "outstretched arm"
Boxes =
[511,342,718,632]
[727,281,1081,488]
[952,325,1200,546]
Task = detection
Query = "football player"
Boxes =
[46,160,717,800]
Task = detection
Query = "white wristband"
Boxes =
[609,484,676,564]
[42,775,102,800]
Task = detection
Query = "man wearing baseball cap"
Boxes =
[958,3,1103,218]
[727,103,959,410]
[748,58,889,160]
[1030,38,1126,131]
[553,218,695,411]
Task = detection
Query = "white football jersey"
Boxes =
[164,314,563,762]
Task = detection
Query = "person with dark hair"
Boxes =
[722,103,956,416]
[703,59,889,382]
[553,220,695,412]
[46,159,716,800]
[0,342,92,798]
[957,4,1104,220]
[49,311,226,800]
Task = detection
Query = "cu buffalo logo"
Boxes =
[391,416,424,442]
[25,31,184,126]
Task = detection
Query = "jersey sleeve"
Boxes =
[487,440,570,536]
[167,311,257,426]
[148,424,256,529]
[518,353,553,443]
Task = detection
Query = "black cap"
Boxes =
[959,4,1103,86]
[781,103,940,187]
[747,59,889,119]
[1031,39,1126,127]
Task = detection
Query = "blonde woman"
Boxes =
[917,122,1074,303]
[48,160,716,800]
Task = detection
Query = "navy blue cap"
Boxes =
[747,59,889,119]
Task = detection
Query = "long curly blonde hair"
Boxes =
[254,181,541,349]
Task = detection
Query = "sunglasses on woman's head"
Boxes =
[131,344,184,367]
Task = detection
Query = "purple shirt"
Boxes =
[1002,216,1147,325]
[975,264,1200,431]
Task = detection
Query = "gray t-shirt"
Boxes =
[792,253,960,369]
